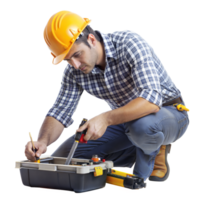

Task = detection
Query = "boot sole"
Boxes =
[149,144,171,182]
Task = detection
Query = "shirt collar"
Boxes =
[95,31,117,60]
[89,31,118,74]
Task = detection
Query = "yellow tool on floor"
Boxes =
[106,169,146,189]
[173,103,189,111]
[29,132,40,163]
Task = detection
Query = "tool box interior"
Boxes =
[16,156,113,193]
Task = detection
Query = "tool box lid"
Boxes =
[16,156,113,174]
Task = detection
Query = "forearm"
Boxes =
[106,97,160,126]
[37,116,65,146]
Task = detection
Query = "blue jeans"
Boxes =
[52,100,189,180]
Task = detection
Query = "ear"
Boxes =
[87,34,97,46]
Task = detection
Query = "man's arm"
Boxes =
[106,97,159,126]
[110,31,162,124]
[37,116,64,146]
[42,66,83,145]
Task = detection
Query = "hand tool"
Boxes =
[29,132,40,163]
[173,103,189,111]
[65,118,88,165]
[106,169,146,189]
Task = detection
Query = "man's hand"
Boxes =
[76,113,109,141]
[24,140,49,161]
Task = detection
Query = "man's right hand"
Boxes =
[25,141,47,161]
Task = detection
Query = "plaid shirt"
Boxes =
[47,30,181,127]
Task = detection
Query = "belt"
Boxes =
[162,97,183,106]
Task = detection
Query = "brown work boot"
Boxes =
[149,144,171,181]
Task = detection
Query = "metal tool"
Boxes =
[65,118,88,165]
[29,132,40,163]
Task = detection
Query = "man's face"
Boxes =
[64,40,98,74]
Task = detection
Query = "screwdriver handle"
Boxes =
[75,118,88,143]
[79,118,88,127]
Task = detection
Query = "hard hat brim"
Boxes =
[52,49,70,65]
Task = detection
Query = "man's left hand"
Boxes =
[76,113,109,141]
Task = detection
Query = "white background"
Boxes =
[1,0,199,199]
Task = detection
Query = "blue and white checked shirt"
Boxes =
[47,30,181,127]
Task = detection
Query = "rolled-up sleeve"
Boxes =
[46,66,83,127]
[123,33,162,107]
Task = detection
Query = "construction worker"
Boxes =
[25,11,189,181]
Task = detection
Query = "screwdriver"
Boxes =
[65,118,88,165]
[29,132,40,163]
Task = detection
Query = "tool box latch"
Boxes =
[94,166,103,177]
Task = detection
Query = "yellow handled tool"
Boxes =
[106,169,146,189]
[28,131,40,163]
[173,103,189,111]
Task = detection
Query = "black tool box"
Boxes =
[16,156,113,193]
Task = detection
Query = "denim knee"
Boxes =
[124,117,164,155]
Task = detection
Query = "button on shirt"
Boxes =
[47,30,181,127]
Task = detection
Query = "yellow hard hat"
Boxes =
[44,11,91,65]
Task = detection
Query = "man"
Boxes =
[25,11,189,181]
